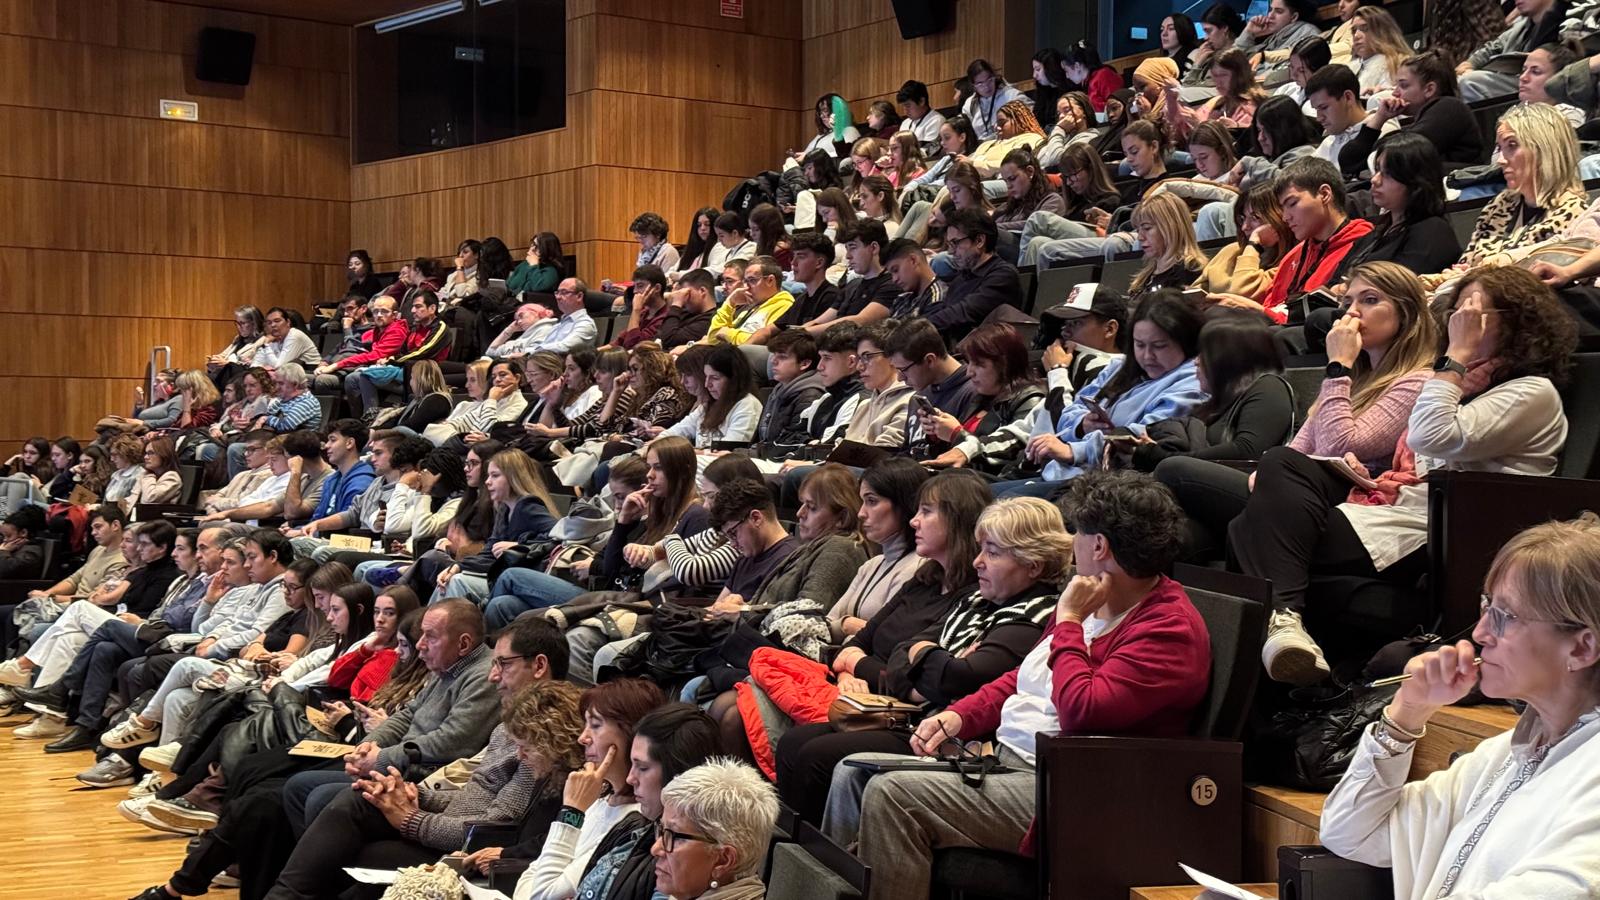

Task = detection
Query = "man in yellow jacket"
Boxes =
[704,256,794,346]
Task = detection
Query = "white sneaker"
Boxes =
[1262,609,1331,686]
[139,742,182,775]
[117,795,200,836]
[128,772,165,798]
[101,716,160,749]
[117,794,157,824]
[0,658,32,687]
[13,714,67,739]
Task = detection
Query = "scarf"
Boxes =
[1346,357,1505,506]
[1133,57,1179,121]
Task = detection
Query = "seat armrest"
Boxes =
[463,820,518,852]
[1277,845,1392,899]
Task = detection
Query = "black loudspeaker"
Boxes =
[195,26,256,86]
[889,0,953,39]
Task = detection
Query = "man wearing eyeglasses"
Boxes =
[704,257,795,347]
[925,208,1024,344]
[701,478,800,620]
[313,297,410,394]
[264,614,571,899]
[514,278,597,356]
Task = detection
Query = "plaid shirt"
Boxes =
[263,391,322,432]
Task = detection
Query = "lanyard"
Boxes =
[1287,219,1355,298]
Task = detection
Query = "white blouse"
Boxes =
[1322,708,1600,899]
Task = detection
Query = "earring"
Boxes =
[709,881,720,890]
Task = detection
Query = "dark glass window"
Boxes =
[354,0,567,164]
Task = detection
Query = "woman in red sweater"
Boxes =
[830,471,1212,900]
[327,584,419,702]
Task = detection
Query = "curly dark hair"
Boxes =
[1059,471,1184,578]
[1452,266,1578,387]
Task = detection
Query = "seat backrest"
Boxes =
[1448,207,1479,247]
[1283,366,1325,426]
[1034,263,1101,314]
[178,464,203,506]
[1557,352,1600,479]
[316,395,336,429]
[764,821,869,900]
[1101,255,1145,292]
[1173,563,1269,741]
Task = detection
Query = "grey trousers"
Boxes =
[564,625,648,686]
[822,747,1036,900]
[1019,211,1098,266]
[1459,69,1518,103]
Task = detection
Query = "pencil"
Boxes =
[1367,658,1482,689]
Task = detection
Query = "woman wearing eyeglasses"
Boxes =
[1230,265,1578,687]
[824,472,1209,900]
[650,759,780,900]
[1321,515,1600,899]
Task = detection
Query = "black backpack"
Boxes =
[723,172,780,217]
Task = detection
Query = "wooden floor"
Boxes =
[0,707,238,900]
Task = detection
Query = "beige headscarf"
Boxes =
[1133,56,1181,121]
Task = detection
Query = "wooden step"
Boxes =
[1241,703,1519,880]
[1131,884,1278,899]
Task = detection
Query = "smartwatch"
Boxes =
[1433,355,1468,377]
[557,805,586,829]
[1325,361,1353,380]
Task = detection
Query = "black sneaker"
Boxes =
[127,887,177,900]
[13,682,69,717]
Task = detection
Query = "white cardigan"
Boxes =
[1321,708,1600,899]
[664,394,763,448]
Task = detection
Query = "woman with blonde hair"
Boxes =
[173,370,221,431]
[375,359,453,434]
[1425,103,1588,287]
[1322,514,1600,899]
[1128,193,1208,301]
[1347,6,1410,94]
[427,359,496,445]
[1160,261,1440,561]
[847,137,889,205]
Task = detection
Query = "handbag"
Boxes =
[827,691,924,733]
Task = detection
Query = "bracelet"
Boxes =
[1379,709,1427,742]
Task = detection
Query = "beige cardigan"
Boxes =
[843,383,915,448]
[1193,241,1278,298]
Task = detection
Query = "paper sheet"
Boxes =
[461,880,512,900]
[1178,863,1269,900]
[343,868,398,885]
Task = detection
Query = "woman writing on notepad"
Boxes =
[1321,515,1600,899]
[1231,265,1576,687]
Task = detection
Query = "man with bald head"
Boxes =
[313,295,410,393]
[484,302,558,361]
[283,598,498,833]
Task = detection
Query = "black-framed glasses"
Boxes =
[718,513,751,543]
[490,653,534,670]
[891,359,917,376]
[857,350,886,364]
[1479,594,1585,639]
[654,820,720,853]
[946,235,974,248]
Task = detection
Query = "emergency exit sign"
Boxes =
[721,0,743,17]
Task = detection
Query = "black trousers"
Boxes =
[1227,446,1382,613]
[264,785,437,900]
[773,723,913,826]
[169,747,319,900]
[1154,456,1252,563]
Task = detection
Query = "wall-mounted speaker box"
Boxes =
[890,0,954,38]
[196,26,257,86]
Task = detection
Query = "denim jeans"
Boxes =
[484,568,586,630]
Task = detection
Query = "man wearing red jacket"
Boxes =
[312,297,410,393]
[1211,157,1372,326]
[344,289,453,418]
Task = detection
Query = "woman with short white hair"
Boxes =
[651,758,780,900]
[1321,514,1600,899]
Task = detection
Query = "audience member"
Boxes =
[1234,265,1576,684]
[962,59,1033,141]
[1457,0,1565,101]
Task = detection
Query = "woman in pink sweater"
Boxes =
[1155,261,1441,561]
[826,472,1211,900]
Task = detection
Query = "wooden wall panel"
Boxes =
[0,0,351,446]
[350,1,806,289]
[800,0,1007,114]
[0,107,348,200]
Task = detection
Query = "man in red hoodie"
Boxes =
[312,297,410,393]
[1211,157,1372,326]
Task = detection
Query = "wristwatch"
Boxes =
[1433,355,1468,377]
[557,805,586,829]
[1325,361,1353,379]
